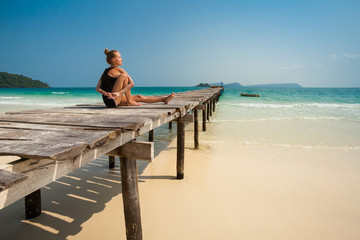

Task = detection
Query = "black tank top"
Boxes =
[101,67,118,108]
[100,67,117,92]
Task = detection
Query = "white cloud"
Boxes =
[330,53,360,60]
[280,64,304,70]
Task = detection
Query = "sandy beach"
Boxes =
[1,117,360,240]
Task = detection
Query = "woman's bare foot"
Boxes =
[164,92,175,104]
[127,100,142,106]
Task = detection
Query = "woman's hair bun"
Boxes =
[104,48,110,55]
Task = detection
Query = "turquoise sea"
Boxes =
[1,87,360,150]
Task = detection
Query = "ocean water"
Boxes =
[212,87,360,151]
[1,87,359,150]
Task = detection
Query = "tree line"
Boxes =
[0,72,50,88]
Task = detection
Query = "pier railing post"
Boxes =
[177,121,185,179]
[194,109,199,149]
[25,189,41,219]
[120,157,143,240]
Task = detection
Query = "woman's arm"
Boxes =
[96,77,111,97]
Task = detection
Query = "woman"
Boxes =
[96,48,174,108]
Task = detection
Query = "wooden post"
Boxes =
[207,102,210,121]
[169,121,172,129]
[109,156,115,169]
[213,97,216,112]
[194,109,199,149]
[25,189,41,219]
[202,106,206,131]
[209,99,213,117]
[148,130,154,142]
[120,157,143,240]
[177,121,185,179]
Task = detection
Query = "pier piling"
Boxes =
[25,189,41,219]
[177,121,185,179]
[120,157,143,240]
[194,109,199,149]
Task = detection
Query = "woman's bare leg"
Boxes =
[131,92,174,104]
[112,74,141,106]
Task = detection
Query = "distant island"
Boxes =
[196,83,212,87]
[196,81,302,88]
[0,72,50,88]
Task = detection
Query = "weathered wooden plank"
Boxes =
[0,169,28,192]
[0,121,112,132]
[0,113,151,130]
[6,107,177,117]
[0,126,118,160]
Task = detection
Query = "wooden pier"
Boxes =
[0,87,222,240]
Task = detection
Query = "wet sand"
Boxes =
[1,122,360,240]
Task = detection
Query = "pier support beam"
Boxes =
[109,156,115,169]
[210,99,213,117]
[202,105,207,131]
[107,141,154,162]
[194,109,199,149]
[194,105,204,148]
[169,121,172,130]
[25,189,41,219]
[173,114,193,179]
[213,97,216,112]
[177,121,185,179]
[206,102,210,121]
[120,157,142,240]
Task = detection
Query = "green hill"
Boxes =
[0,72,50,88]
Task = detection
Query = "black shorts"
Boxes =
[102,95,117,108]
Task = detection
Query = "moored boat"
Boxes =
[240,92,260,97]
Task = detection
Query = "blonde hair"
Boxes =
[104,48,119,64]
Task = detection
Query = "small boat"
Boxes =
[240,92,260,97]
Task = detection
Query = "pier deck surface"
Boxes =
[0,87,222,239]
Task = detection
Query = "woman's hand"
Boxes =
[103,91,112,98]
[109,91,123,99]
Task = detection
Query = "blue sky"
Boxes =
[1,0,359,87]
